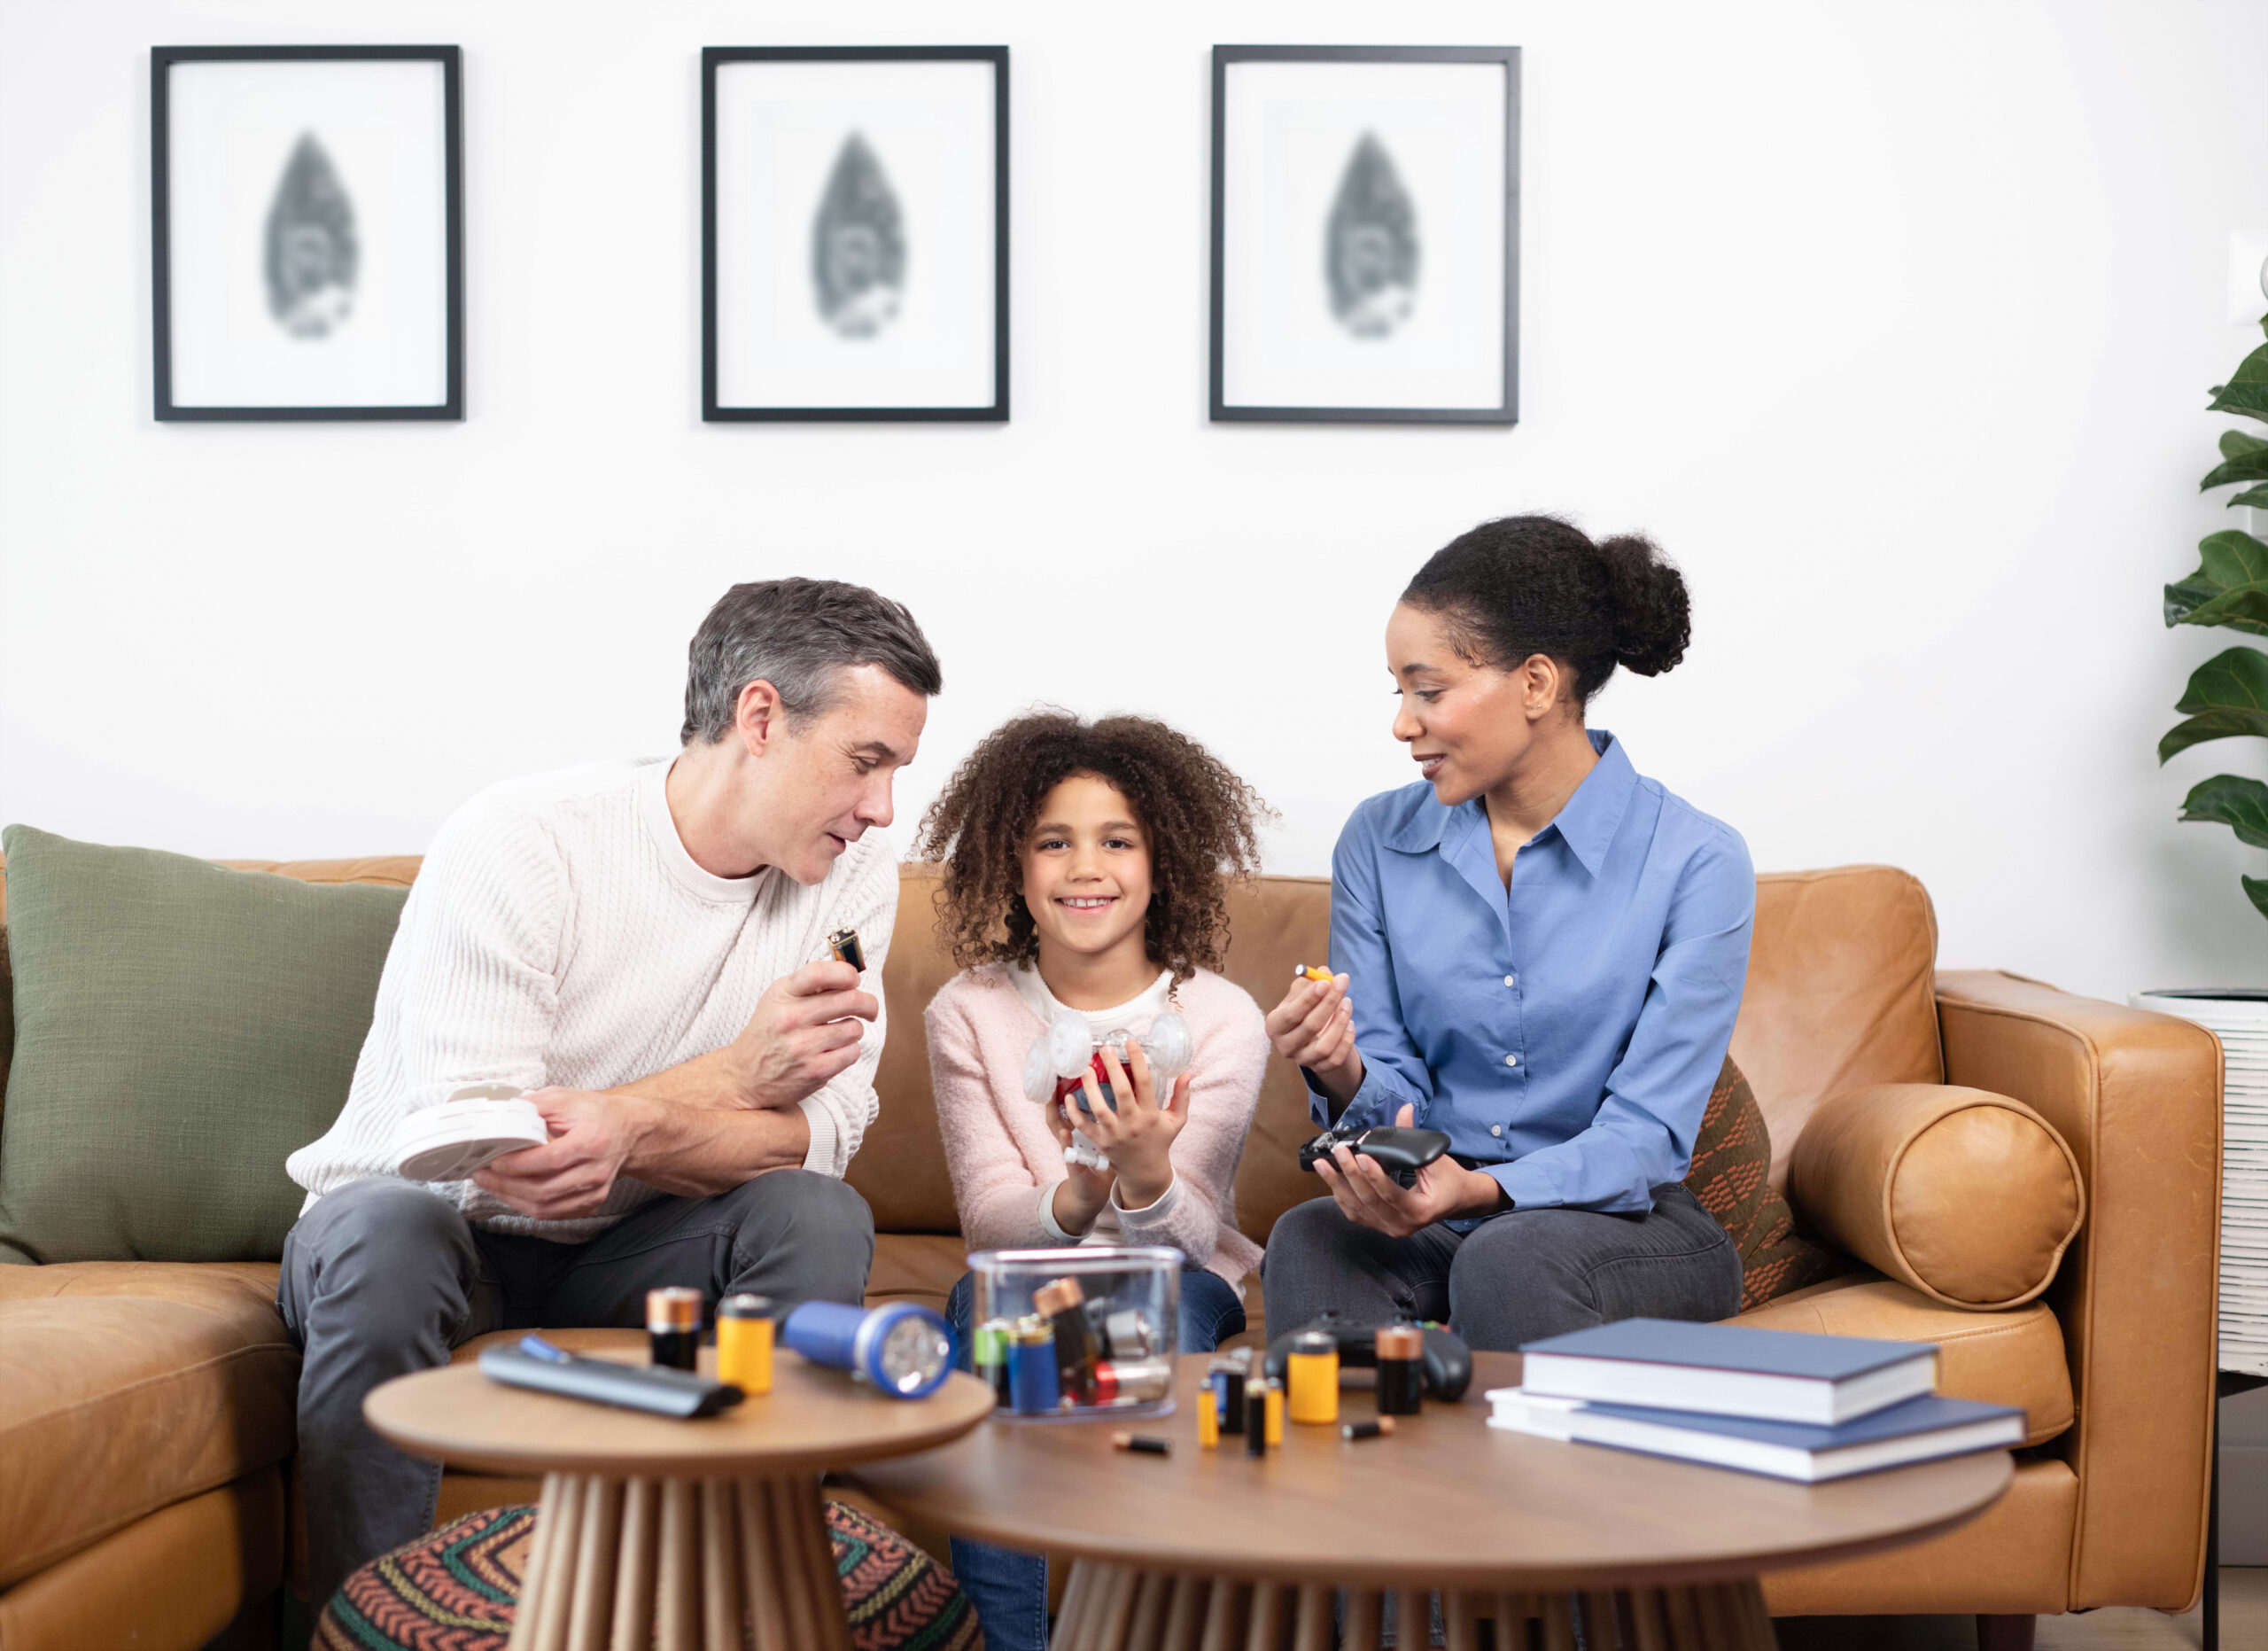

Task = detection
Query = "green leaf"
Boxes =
[2227,485,2268,510]
[2247,875,2268,921]
[2225,430,2268,458]
[2203,448,2268,491]
[2160,645,2268,760]
[2163,530,2268,635]
[2210,342,2268,423]
[2179,775,2268,849]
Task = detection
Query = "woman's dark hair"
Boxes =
[914,713,1270,984]
[1399,515,1689,705]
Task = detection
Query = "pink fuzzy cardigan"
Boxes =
[924,963,1269,1290]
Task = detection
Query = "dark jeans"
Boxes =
[1261,1180,1742,1353]
[945,1264,1247,1651]
[278,1172,874,1615]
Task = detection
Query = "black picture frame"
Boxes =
[703,45,1010,423]
[151,45,465,423]
[1208,44,1520,426]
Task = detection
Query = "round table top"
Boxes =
[845,1351,2012,1593]
[364,1347,997,1478]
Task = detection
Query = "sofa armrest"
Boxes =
[1933,970,2220,1612]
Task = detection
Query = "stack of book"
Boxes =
[1486,1320,2024,1483]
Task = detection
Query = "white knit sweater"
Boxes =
[285,757,897,1241]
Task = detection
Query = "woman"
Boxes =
[1262,515,1751,1351]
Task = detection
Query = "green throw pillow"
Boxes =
[0,824,407,1264]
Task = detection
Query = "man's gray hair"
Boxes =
[681,578,943,744]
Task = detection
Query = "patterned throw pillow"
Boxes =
[1683,1055,1851,1311]
[318,1500,979,1651]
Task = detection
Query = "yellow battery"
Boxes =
[716,1294,774,1394]
[1263,1380,1285,1446]
[1285,1335,1340,1426]
[1197,1392,1220,1450]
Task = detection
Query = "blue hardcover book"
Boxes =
[1518,1319,1938,1425]
[1554,1393,2024,1483]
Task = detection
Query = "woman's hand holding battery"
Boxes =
[1265,972,1363,1106]
[1075,1040,1187,1211]
[1311,1102,1510,1236]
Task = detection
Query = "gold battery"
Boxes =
[1285,1331,1340,1426]
[1263,1379,1285,1446]
[716,1293,774,1395]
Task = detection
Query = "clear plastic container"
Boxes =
[966,1247,1181,1421]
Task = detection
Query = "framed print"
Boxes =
[1210,45,1519,425]
[151,46,464,422]
[703,47,1008,422]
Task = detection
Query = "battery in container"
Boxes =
[646,1287,703,1372]
[973,1319,1014,1406]
[1034,1276,1099,1402]
[1091,1357,1173,1406]
[1007,1317,1061,1413]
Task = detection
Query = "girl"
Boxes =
[915,712,1270,1651]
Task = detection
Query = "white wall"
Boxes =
[3,0,2264,1003]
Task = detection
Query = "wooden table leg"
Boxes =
[504,1470,854,1651]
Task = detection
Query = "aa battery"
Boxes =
[1245,1384,1269,1456]
[646,1287,703,1372]
[973,1319,1014,1406]
[1374,1324,1425,1415]
[1217,1363,1247,1434]
[1007,1316,1060,1413]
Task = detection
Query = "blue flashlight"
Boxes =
[781,1301,957,1399]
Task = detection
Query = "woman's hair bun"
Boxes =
[1596,533,1689,677]
[1400,515,1693,706]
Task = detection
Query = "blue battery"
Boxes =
[1007,1320,1060,1413]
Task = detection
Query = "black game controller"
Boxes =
[1262,1312,1473,1402]
[1298,1124,1451,1188]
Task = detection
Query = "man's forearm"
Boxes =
[610,1048,750,1110]
[619,1094,813,1195]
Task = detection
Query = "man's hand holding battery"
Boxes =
[1071,1040,1187,1213]
[721,959,878,1110]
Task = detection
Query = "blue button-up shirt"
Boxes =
[1313,731,1753,1217]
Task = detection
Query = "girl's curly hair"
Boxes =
[913,712,1271,984]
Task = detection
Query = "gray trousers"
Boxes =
[1262,1181,1742,1353]
[278,1172,875,1614]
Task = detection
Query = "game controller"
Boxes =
[1262,1311,1474,1402]
[1298,1123,1451,1188]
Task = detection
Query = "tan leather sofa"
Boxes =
[0,858,2221,1649]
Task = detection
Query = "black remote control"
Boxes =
[1298,1124,1451,1187]
[478,1342,745,1418]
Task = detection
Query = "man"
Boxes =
[281,578,940,1610]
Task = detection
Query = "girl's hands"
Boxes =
[1266,972,1363,1104]
[1044,1086,1117,1236]
[1072,1039,1188,1211]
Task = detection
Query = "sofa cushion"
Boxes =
[0,827,408,1265]
[869,1231,975,1315]
[0,1261,298,1585]
[1728,1273,2075,1446]
[1790,1084,2085,1310]
[1682,1056,1850,1310]
[1729,868,1946,1193]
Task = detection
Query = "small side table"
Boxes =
[365,1349,994,1651]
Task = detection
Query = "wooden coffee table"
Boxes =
[364,1348,995,1651]
[846,1351,2011,1651]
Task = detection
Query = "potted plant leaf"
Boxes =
[2134,310,2268,1384]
